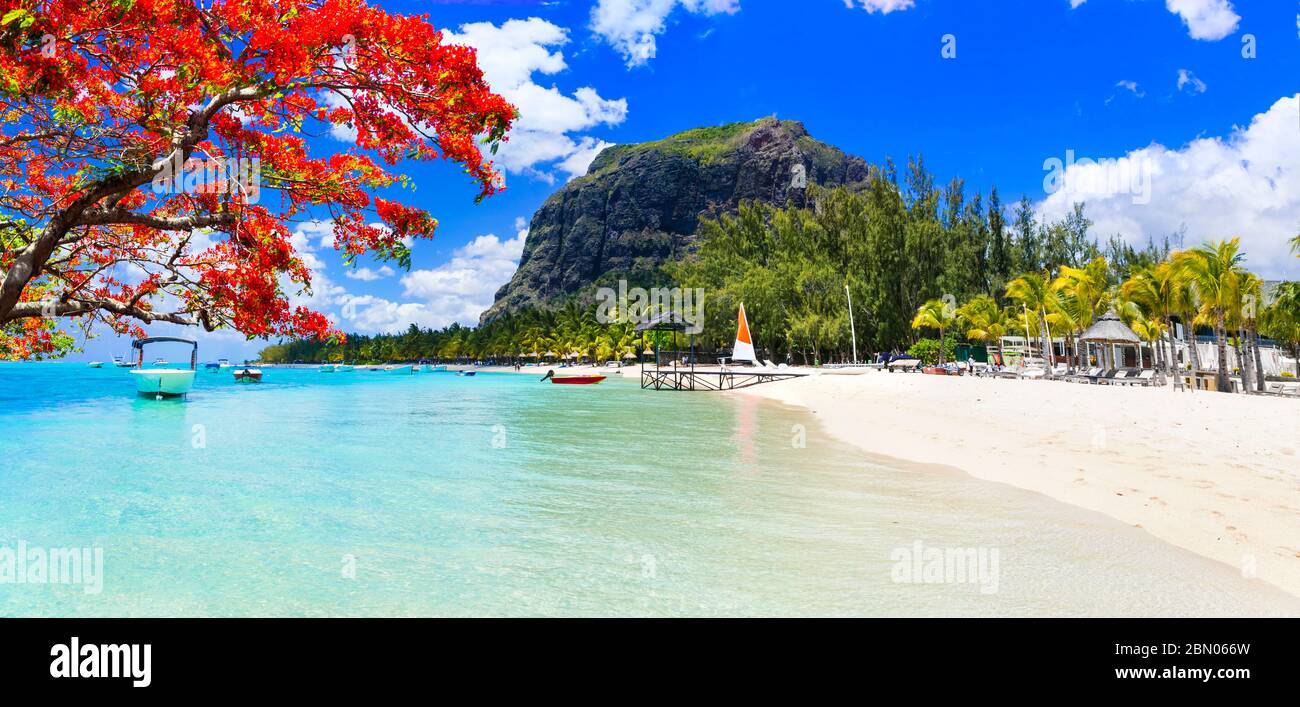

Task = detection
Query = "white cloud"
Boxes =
[1069,0,1087,8]
[331,222,529,333]
[1037,95,1300,280]
[285,222,348,316]
[1164,0,1239,41]
[1176,69,1207,94]
[842,0,916,13]
[444,18,627,182]
[344,266,396,282]
[1107,80,1144,105]
[591,0,740,68]
[1116,80,1144,97]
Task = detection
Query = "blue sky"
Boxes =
[76,0,1300,361]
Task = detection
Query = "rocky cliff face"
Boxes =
[480,118,869,322]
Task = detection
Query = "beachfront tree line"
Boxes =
[259,301,646,365]
[914,238,1300,393]
[261,169,1300,379]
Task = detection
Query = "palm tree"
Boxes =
[1122,262,1189,389]
[1005,271,1061,376]
[1056,257,1110,369]
[1261,281,1300,378]
[957,295,1010,363]
[1128,314,1166,369]
[1230,272,1265,393]
[1291,233,1300,257]
[1175,238,1246,393]
[911,298,958,365]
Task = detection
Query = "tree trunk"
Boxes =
[1164,321,1180,390]
[1252,328,1265,390]
[1237,333,1251,393]
[1214,317,1230,393]
[938,327,946,365]
[1040,313,1053,378]
[1186,320,1202,391]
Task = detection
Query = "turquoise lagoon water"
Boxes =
[1,361,1296,617]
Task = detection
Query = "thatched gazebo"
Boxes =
[1079,310,1141,370]
[635,310,695,371]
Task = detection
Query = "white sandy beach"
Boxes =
[722,370,1300,600]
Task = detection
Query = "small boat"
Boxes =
[128,337,197,398]
[233,364,263,382]
[336,365,355,373]
[411,365,422,373]
[431,365,447,372]
[385,365,413,374]
[153,357,168,366]
[319,364,336,373]
[540,369,604,385]
[549,375,606,384]
[457,370,477,377]
[217,358,231,369]
[88,361,104,368]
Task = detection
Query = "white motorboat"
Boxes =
[88,361,104,368]
[233,364,263,382]
[128,337,197,398]
[112,354,134,368]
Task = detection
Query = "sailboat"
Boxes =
[732,302,757,366]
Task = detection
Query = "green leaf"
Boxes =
[1,9,28,25]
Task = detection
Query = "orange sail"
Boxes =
[733,303,756,362]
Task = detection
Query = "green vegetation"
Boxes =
[592,119,772,170]
[263,164,1298,384]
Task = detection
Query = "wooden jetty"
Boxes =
[641,367,804,391]
[634,310,803,391]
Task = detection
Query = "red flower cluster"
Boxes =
[0,0,516,357]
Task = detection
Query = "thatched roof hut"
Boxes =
[1079,311,1141,344]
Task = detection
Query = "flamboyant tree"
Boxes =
[0,0,515,358]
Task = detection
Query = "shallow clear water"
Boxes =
[1,362,1295,617]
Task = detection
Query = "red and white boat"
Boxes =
[233,365,263,382]
[541,370,606,385]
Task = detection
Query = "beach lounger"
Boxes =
[1128,369,1156,386]
[1066,366,1100,383]
[1120,369,1150,385]
[1097,369,1121,385]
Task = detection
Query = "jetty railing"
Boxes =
[641,367,803,391]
